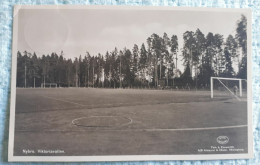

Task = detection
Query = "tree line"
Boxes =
[16,15,247,89]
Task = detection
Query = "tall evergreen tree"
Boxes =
[222,47,234,77]
[236,15,247,79]
[182,31,195,77]
[151,33,163,86]
[139,43,148,86]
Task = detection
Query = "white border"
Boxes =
[8,5,253,162]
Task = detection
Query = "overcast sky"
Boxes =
[17,7,247,71]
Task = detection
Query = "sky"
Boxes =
[17,7,247,72]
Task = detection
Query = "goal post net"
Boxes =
[210,77,247,101]
[41,83,58,88]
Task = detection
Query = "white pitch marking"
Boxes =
[68,124,247,132]
[42,96,87,107]
[71,116,133,127]
[41,95,185,109]
[18,124,247,133]
[71,117,87,126]
[71,115,247,132]
[143,125,247,132]
[168,102,187,105]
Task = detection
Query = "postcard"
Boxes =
[8,5,253,162]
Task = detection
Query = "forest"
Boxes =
[16,15,247,89]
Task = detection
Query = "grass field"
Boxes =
[14,88,248,156]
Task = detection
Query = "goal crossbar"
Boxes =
[211,77,246,81]
[210,77,246,100]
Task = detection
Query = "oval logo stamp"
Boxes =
[217,136,229,144]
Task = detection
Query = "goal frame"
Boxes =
[210,77,246,99]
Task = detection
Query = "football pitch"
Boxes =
[14,88,248,156]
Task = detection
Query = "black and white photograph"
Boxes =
[9,5,253,162]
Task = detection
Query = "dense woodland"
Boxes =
[16,15,247,89]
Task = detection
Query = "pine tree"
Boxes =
[236,15,247,79]
[139,43,148,86]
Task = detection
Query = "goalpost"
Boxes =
[41,83,58,88]
[210,77,247,100]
